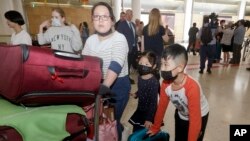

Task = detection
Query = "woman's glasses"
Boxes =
[92,15,110,21]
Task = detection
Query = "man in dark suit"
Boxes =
[116,9,138,84]
[114,12,125,30]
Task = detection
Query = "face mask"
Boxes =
[161,70,177,81]
[51,18,62,27]
[138,65,152,75]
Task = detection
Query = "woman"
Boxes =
[220,22,234,64]
[141,8,168,61]
[79,21,89,46]
[38,8,82,53]
[82,2,130,141]
[4,10,32,45]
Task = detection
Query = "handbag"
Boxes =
[83,98,118,141]
[99,114,118,141]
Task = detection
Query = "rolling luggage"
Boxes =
[0,99,89,141]
[0,45,102,106]
[128,128,169,141]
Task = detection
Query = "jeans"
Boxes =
[199,44,216,70]
[111,75,131,141]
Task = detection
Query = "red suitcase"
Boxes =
[0,45,102,106]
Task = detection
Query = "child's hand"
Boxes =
[146,129,155,136]
[144,121,152,129]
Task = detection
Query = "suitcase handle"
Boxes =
[54,51,83,60]
[48,66,89,79]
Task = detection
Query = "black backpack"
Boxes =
[201,26,213,45]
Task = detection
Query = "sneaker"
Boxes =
[207,69,212,74]
[199,70,203,74]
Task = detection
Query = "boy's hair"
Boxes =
[140,51,157,67]
[162,44,188,68]
[4,10,25,26]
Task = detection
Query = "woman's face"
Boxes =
[92,5,113,34]
[51,11,65,26]
[6,20,16,28]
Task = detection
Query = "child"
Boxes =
[148,44,209,141]
[129,51,159,133]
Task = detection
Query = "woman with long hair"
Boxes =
[141,8,168,60]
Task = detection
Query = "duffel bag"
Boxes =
[0,99,89,141]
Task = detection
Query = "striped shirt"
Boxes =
[82,31,129,78]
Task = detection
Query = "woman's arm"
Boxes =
[37,20,51,45]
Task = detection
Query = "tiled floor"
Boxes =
[121,54,250,141]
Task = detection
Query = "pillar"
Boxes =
[238,0,246,20]
[132,0,141,21]
[183,0,194,42]
[113,0,122,22]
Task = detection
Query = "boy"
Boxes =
[148,44,209,141]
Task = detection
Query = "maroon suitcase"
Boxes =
[0,45,102,106]
[0,113,89,141]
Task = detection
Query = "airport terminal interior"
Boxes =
[0,0,250,141]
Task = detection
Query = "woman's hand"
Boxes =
[39,20,50,33]
[144,121,152,129]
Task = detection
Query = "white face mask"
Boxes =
[51,18,62,27]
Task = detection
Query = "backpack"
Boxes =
[201,26,213,45]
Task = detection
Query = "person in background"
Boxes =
[79,21,89,46]
[82,2,130,141]
[4,10,32,45]
[137,21,144,51]
[187,22,199,55]
[114,11,126,30]
[165,25,175,45]
[116,9,138,84]
[197,16,217,74]
[229,19,246,64]
[38,7,82,53]
[214,20,225,63]
[148,44,209,141]
[129,51,159,133]
[220,22,234,64]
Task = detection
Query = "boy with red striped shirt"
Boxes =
[148,44,209,141]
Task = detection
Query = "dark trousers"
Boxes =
[199,44,215,70]
[187,41,196,54]
[111,76,131,141]
[230,43,242,64]
[128,47,138,73]
[214,41,222,60]
[175,110,209,141]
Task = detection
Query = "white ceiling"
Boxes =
[24,0,250,15]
